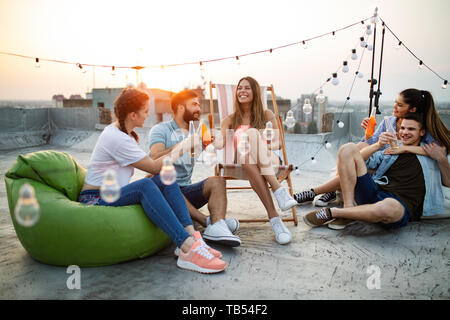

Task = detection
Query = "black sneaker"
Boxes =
[293,189,316,205]
[315,191,337,207]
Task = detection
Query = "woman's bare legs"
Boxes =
[237,128,284,219]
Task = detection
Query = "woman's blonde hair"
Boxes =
[231,76,266,130]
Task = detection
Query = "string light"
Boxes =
[303,98,312,114]
[342,61,349,73]
[331,73,339,85]
[366,44,373,51]
[100,169,121,203]
[325,141,332,149]
[262,121,274,141]
[332,31,336,40]
[396,41,402,49]
[337,120,345,128]
[356,71,364,79]
[311,157,317,165]
[284,110,296,128]
[418,60,424,69]
[235,56,240,66]
[351,49,358,60]
[316,89,326,104]
[14,183,40,227]
[160,157,177,185]
[111,66,116,76]
[302,41,308,49]
[360,37,367,48]
[365,25,372,35]
[442,80,448,89]
[35,57,40,68]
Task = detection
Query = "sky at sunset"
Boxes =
[0,0,449,103]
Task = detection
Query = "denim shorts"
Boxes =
[355,172,410,229]
[179,179,208,209]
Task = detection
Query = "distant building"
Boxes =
[52,94,65,108]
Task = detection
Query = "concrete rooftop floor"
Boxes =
[0,143,449,300]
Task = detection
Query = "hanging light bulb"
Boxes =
[360,37,367,48]
[160,157,177,185]
[356,71,364,79]
[35,58,40,68]
[262,121,274,141]
[418,60,424,69]
[351,49,358,60]
[366,44,373,51]
[331,73,339,86]
[302,40,307,49]
[337,120,345,128]
[396,41,402,50]
[316,89,326,104]
[111,66,116,76]
[366,25,372,35]
[342,61,349,73]
[294,167,300,175]
[371,7,379,24]
[303,98,312,114]
[14,183,40,227]
[237,132,250,155]
[100,169,121,203]
[200,61,205,72]
[325,141,332,149]
[188,120,199,158]
[442,80,448,89]
[203,144,218,167]
[331,31,336,40]
[311,157,317,165]
[235,56,240,66]
[284,110,296,128]
[76,63,84,73]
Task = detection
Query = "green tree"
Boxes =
[294,121,302,134]
[307,121,318,134]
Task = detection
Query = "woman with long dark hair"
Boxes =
[294,88,449,228]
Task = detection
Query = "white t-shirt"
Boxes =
[84,124,147,187]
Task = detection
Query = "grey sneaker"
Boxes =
[207,216,239,234]
[315,191,337,207]
[203,219,241,247]
[270,216,292,245]
[294,189,316,205]
[274,187,297,211]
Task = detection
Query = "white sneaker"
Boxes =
[203,219,241,247]
[270,216,292,245]
[206,216,240,234]
[274,187,298,211]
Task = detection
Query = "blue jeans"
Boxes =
[78,175,192,247]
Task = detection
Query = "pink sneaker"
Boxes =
[174,232,223,259]
[177,240,227,274]
[193,231,223,258]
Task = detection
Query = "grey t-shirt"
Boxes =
[149,120,194,186]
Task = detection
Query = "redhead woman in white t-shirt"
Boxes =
[78,87,227,274]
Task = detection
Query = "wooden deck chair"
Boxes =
[208,82,298,226]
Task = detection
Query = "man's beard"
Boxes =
[183,109,200,123]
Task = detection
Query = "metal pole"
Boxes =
[374,22,386,114]
[368,19,377,117]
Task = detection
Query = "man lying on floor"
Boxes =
[304,113,449,230]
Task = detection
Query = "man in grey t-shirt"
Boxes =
[149,90,241,247]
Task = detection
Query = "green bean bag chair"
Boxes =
[4,150,171,267]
